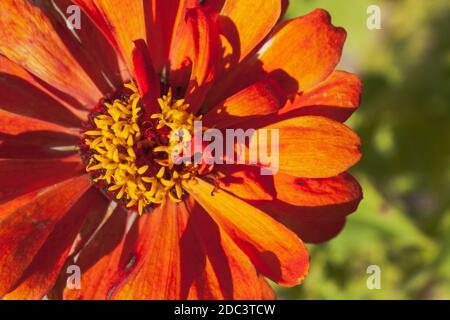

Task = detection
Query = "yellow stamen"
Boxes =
[83,83,198,215]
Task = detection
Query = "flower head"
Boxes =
[0,0,362,299]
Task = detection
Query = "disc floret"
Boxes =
[81,82,199,214]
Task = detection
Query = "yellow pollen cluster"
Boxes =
[83,82,197,214]
[151,89,202,167]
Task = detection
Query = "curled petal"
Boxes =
[184,7,221,113]
[280,71,363,122]
[218,0,281,63]
[203,79,284,127]
[132,40,161,115]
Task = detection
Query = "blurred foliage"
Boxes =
[278,0,450,299]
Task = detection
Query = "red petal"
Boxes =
[77,0,182,74]
[0,55,86,124]
[265,204,348,244]
[0,131,80,160]
[273,172,362,209]
[78,0,146,71]
[45,0,129,92]
[131,40,161,115]
[146,0,186,72]
[258,274,276,300]
[0,192,40,222]
[71,0,121,55]
[0,157,84,205]
[63,207,129,300]
[4,188,108,299]
[67,197,273,299]
[260,173,362,243]
[0,175,90,297]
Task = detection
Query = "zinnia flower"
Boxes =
[0,0,362,300]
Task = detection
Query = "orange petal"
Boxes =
[79,0,179,74]
[0,56,84,127]
[280,71,363,122]
[4,188,107,299]
[218,0,281,63]
[258,274,276,300]
[258,9,346,96]
[256,116,361,178]
[46,0,129,92]
[83,0,146,72]
[185,178,309,286]
[205,9,346,108]
[169,15,195,90]
[65,197,276,299]
[184,7,221,113]
[114,197,271,299]
[216,165,274,201]
[0,175,90,297]
[167,2,219,90]
[71,0,120,53]
[203,79,284,127]
[273,172,362,209]
[63,207,129,300]
[0,157,84,205]
[0,0,102,107]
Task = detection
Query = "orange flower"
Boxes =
[0,0,362,299]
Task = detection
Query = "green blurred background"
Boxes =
[276,0,450,299]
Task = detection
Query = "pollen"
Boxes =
[81,82,199,215]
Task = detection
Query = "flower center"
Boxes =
[80,82,200,214]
